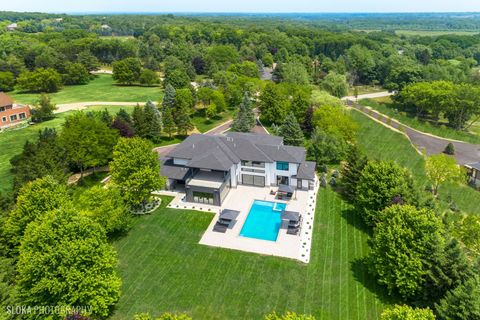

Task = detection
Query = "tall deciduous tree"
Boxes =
[321,72,349,98]
[16,210,121,318]
[78,186,131,235]
[259,82,288,124]
[1,176,70,256]
[112,58,142,85]
[31,94,57,123]
[59,112,119,176]
[369,205,444,300]
[356,161,418,226]
[279,112,304,146]
[425,154,462,196]
[110,137,163,208]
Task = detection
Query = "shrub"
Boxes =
[444,142,455,155]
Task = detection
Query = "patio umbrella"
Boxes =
[278,184,294,194]
[220,209,240,221]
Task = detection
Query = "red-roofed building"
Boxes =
[0,92,31,129]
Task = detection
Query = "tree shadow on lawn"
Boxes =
[350,257,402,306]
[341,207,373,237]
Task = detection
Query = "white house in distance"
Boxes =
[161,132,316,206]
[6,23,17,31]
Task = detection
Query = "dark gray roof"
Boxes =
[225,132,283,145]
[160,159,191,180]
[281,211,300,221]
[278,184,294,194]
[296,161,316,180]
[466,162,480,171]
[165,132,310,170]
[259,145,306,164]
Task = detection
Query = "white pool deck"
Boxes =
[162,176,319,263]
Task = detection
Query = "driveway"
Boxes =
[351,104,480,165]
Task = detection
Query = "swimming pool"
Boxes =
[240,200,287,241]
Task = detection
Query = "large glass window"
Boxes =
[193,191,214,204]
[276,162,289,171]
[241,160,265,168]
[10,114,17,121]
[19,113,26,119]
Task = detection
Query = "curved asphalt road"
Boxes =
[351,103,480,165]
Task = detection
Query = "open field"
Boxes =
[395,30,480,36]
[360,98,480,144]
[10,75,163,105]
[112,191,390,319]
[0,105,135,193]
[351,110,480,215]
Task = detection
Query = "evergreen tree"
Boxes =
[278,112,304,146]
[162,84,176,112]
[302,106,314,134]
[100,108,113,125]
[340,145,368,202]
[162,108,176,138]
[175,105,193,135]
[436,275,480,320]
[116,108,132,124]
[143,100,163,141]
[231,92,255,132]
[132,104,148,138]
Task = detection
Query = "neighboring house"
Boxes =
[101,24,111,30]
[466,162,480,187]
[161,132,316,206]
[6,23,17,31]
[0,92,31,129]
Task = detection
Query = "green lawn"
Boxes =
[360,98,480,144]
[395,30,480,37]
[0,105,135,193]
[191,108,235,133]
[348,85,385,96]
[112,190,391,319]
[10,74,163,105]
[351,109,480,215]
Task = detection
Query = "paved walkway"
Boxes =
[342,91,394,102]
[351,103,480,165]
[55,101,143,113]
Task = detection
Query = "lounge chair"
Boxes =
[287,226,300,235]
[213,223,228,233]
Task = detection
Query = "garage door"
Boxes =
[242,174,265,187]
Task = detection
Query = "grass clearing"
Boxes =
[112,190,390,319]
[351,110,480,215]
[191,108,235,133]
[10,74,163,105]
[360,98,480,144]
[395,30,480,36]
[0,105,135,193]
[348,85,385,96]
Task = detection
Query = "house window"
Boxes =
[0,107,5,112]
[10,114,17,121]
[276,162,289,171]
[297,179,302,189]
[1,116,6,122]
[241,160,265,168]
[19,112,26,119]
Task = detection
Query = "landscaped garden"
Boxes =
[10,74,163,105]
[112,190,390,320]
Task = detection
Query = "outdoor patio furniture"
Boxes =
[219,209,240,221]
[213,222,228,233]
[270,189,276,195]
[277,184,294,200]
[287,226,300,235]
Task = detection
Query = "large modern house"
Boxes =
[161,132,316,206]
[0,92,31,129]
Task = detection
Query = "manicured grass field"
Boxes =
[10,74,163,105]
[351,110,480,215]
[0,105,135,193]
[112,190,390,320]
[360,98,480,144]
[191,108,235,133]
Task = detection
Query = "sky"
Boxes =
[2,0,480,13]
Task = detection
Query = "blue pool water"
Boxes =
[240,200,287,241]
